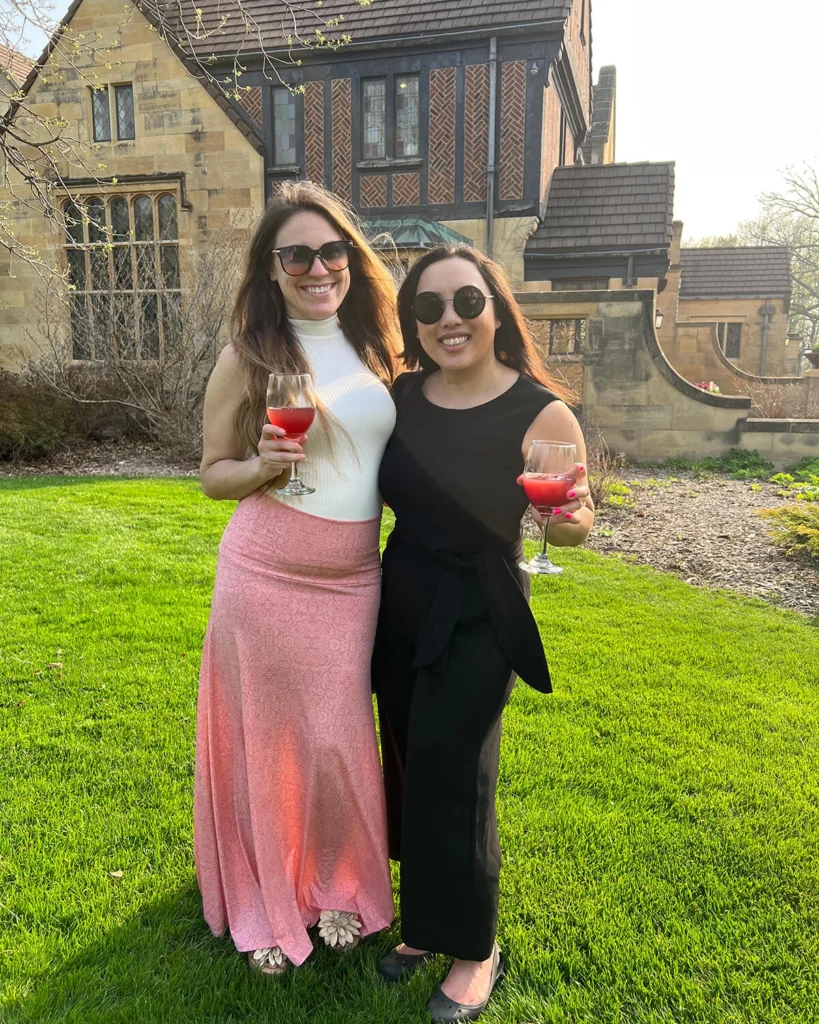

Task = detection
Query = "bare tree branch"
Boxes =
[1,0,373,273]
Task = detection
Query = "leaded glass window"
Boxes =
[63,194,181,361]
[273,87,297,166]
[395,76,419,158]
[115,85,135,140]
[718,322,742,359]
[363,79,386,159]
[91,88,111,141]
[91,84,137,142]
[157,194,178,241]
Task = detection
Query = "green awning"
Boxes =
[364,217,473,250]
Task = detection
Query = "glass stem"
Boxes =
[290,460,300,485]
[541,513,551,559]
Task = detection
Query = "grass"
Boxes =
[1,477,818,1023]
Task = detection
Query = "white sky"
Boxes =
[17,0,819,240]
[593,0,819,240]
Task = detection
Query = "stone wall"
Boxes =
[516,289,819,467]
[0,0,264,368]
[660,321,814,414]
[670,296,793,378]
[737,417,819,462]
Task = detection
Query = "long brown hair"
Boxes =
[231,180,400,453]
[397,245,573,404]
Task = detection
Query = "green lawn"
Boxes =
[1,477,818,1024]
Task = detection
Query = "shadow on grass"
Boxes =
[7,881,441,1024]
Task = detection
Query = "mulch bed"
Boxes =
[0,441,198,479]
[526,468,818,620]
[3,444,817,620]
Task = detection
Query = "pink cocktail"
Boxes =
[522,473,573,515]
[267,406,316,440]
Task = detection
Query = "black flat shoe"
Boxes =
[377,946,434,983]
[425,945,506,1023]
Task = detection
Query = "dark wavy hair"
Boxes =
[397,245,573,403]
[231,180,401,455]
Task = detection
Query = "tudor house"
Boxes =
[0,0,594,368]
[0,0,801,391]
[214,0,594,286]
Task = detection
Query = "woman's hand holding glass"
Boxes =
[519,463,589,525]
[257,423,307,481]
[518,441,588,575]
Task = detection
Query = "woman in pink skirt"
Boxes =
[195,181,399,974]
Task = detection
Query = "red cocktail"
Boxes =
[522,473,573,515]
[266,372,317,496]
[267,406,316,440]
[519,441,577,576]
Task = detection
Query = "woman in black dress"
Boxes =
[373,246,594,1022]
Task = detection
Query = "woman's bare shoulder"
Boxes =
[217,342,241,367]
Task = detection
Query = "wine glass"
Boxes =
[266,373,317,496]
[519,440,577,575]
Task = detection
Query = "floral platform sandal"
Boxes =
[318,910,362,951]
[248,946,290,976]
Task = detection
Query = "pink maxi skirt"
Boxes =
[194,493,394,965]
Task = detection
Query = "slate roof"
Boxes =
[527,162,675,254]
[149,0,573,55]
[582,65,615,165]
[0,44,34,87]
[679,247,791,299]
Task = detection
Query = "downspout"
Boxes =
[486,36,498,257]
[759,300,775,375]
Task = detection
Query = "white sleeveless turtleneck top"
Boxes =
[270,315,396,521]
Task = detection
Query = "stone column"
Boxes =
[806,369,819,418]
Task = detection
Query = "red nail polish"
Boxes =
[553,508,563,515]
[567,490,576,499]
[564,512,573,520]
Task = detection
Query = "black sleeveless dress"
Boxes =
[372,370,557,962]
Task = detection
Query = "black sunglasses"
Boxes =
[413,285,495,325]
[271,240,354,277]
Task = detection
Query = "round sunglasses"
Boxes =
[413,285,495,325]
[271,240,354,277]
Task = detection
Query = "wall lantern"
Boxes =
[655,307,665,331]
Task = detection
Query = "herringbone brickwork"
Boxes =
[463,64,488,202]
[237,86,262,128]
[428,67,456,204]
[304,81,324,184]
[360,175,387,207]
[332,79,352,203]
[499,61,526,200]
[393,172,420,206]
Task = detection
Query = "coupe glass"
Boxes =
[519,440,577,575]
[266,372,317,496]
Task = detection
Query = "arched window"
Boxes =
[62,193,181,361]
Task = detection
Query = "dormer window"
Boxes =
[91,84,135,142]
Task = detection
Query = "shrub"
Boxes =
[661,448,774,480]
[0,369,144,461]
[758,504,819,559]
[739,381,809,419]
[579,414,628,507]
[786,456,819,484]
[21,222,248,461]
[0,371,76,460]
